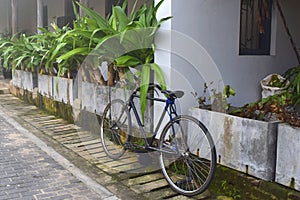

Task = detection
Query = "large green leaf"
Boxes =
[49,42,67,61]
[140,65,150,122]
[150,63,166,90]
[76,2,115,34]
[115,55,141,66]
[57,47,91,63]
[112,6,130,31]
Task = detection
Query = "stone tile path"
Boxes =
[0,105,115,199]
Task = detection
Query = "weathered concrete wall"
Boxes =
[12,70,300,192]
[81,81,96,113]
[38,74,53,98]
[276,124,300,191]
[12,70,37,92]
[190,107,278,181]
[52,77,73,105]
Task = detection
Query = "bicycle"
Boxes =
[100,83,217,196]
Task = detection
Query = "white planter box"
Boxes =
[38,74,53,98]
[52,77,73,105]
[81,82,96,112]
[81,82,113,115]
[190,108,278,181]
[12,70,37,92]
[95,85,110,115]
[276,124,300,191]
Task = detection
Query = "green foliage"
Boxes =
[284,65,300,105]
[219,180,241,200]
[267,74,286,87]
[192,83,236,112]
[76,0,169,121]
[0,0,170,121]
[231,91,300,126]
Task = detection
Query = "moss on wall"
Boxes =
[13,87,74,124]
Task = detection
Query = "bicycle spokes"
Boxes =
[159,116,216,196]
[101,99,131,160]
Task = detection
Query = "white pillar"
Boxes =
[37,0,43,33]
[11,0,17,35]
[154,0,172,83]
[153,0,172,137]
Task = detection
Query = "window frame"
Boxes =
[239,0,273,56]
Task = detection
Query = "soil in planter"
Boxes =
[231,93,300,127]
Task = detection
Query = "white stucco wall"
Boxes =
[155,0,300,111]
[44,0,64,29]
[17,0,37,33]
[280,0,300,48]
[89,0,106,17]
[0,0,11,34]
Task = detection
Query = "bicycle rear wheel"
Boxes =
[159,115,216,196]
[100,99,131,160]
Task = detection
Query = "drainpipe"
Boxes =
[11,0,17,35]
[37,0,43,34]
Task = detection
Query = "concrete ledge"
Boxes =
[8,71,300,192]
[12,70,37,92]
[190,107,278,181]
[276,124,300,190]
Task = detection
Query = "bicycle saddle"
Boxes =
[162,90,184,99]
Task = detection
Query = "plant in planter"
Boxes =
[57,0,171,119]
[0,35,13,78]
[284,65,300,105]
[230,66,300,127]
[192,83,236,113]
[231,92,300,126]
[191,71,300,185]
[260,73,289,98]
[0,34,41,91]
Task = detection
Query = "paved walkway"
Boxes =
[0,101,117,199]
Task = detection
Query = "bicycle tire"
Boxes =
[100,99,131,160]
[159,115,216,196]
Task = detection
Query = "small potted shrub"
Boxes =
[261,73,289,98]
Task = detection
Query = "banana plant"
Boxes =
[77,0,171,120]
[40,0,170,120]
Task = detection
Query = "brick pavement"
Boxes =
[0,107,117,200]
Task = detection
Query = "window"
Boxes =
[239,0,273,55]
[106,0,126,16]
[57,0,79,29]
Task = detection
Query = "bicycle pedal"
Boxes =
[163,141,176,150]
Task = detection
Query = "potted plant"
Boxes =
[260,73,289,98]
[190,84,279,181]
[54,0,171,119]
[274,65,300,191]
[0,34,39,92]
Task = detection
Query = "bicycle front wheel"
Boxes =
[159,115,216,196]
[100,99,131,160]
